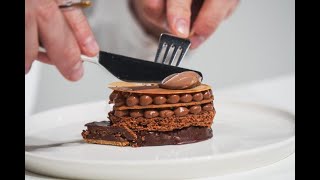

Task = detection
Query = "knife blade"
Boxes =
[98,51,202,83]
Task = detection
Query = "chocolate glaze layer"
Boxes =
[136,126,212,146]
[82,121,213,147]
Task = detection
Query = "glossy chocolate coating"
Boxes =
[174,107,189,116]
[203,90,212,99]
[114,98,125,106]
[180,94,193,103]
[139,95,153,106]
[167,95,180,104]
[129,110,144,118]
[203,104,213,111]
[153,96,167,105]
[159,71,202,90]
[193,92,204,101]
[144,110,159,118]
[114,110,129,117]
[126,95,139,106]
[189,105,202,114]
[109,91,119,101]
[159,110,174,118]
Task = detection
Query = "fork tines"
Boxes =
[154,33,191,66]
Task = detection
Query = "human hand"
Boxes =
[130,0,239,49]
[25,0,99,81]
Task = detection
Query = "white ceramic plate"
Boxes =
[25,100,295,180]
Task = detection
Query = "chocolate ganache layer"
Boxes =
[82,121,213,147]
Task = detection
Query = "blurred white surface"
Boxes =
[25,61,41,116]
[28,0,295,114]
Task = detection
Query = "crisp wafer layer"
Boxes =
[83,139,129,146]
[108,82,212,94]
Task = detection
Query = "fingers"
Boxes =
[190,0,236,49]
[62,7,99,56]
[166,0,193,38]
[37,52,54,65]
[36,0,83,81]
[136,0,166,29]
[141,0,165,21]
[25,3,38,74]
[225,0,240,19]
[130,0,167,38]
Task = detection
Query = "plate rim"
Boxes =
[25,137,294,165]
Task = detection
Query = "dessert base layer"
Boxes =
[82,121,213,147]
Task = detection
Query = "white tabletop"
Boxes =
[25,73,295,180]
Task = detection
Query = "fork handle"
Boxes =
[38,47,99,65]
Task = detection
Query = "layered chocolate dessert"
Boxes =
[82,71,216,147]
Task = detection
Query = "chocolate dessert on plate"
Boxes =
[82,71,216,147]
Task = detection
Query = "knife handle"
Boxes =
[38,47,99,65]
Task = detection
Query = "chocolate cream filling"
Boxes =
[113,103,214,118]
[110,90,213,108]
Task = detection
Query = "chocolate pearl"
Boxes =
[121,92,130,98]
[180,94,192,103]
[203,91,212,99]
[167,95,180,104]
[193,93,203,101]
[174,107,189,116]
[114,110,129,117]
[130,110,144,118]
[109,91,119,101]
[139,95,153,106]
[153,96,167,105]
[126,95,139,106]
[159,110,174,118]
[190,105,202,114]
[203,104,213,111]
[114,98,125,106]
[144,110,159,118]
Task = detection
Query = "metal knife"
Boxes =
[39,48,202,83]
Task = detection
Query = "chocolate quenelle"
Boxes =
[82,71,216,147]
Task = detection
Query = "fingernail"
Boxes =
[175,19,189,37]
[190,36,206,49]
[84,36,99,55]
[69,61,84,81]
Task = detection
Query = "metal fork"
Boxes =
[154,33,191,66]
